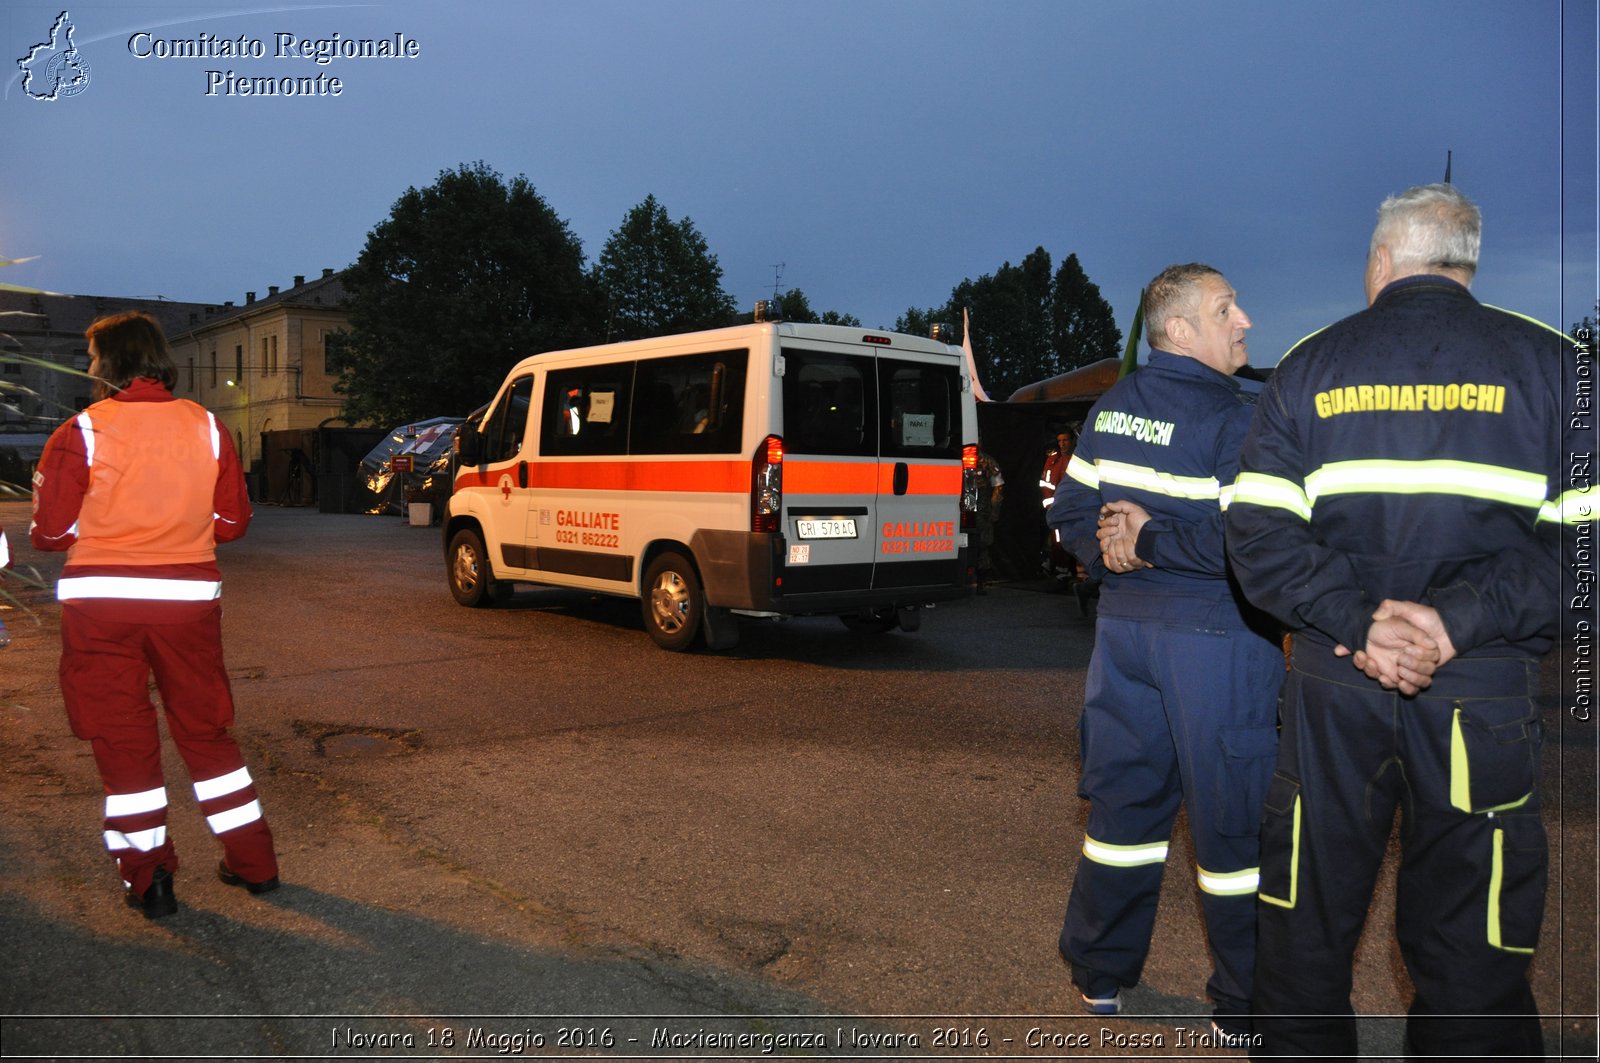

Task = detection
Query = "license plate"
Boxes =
[796,518,858,540]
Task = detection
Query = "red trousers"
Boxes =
[60,602,278,895]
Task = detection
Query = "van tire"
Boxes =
[448,528,498,608]
[642,551,703,651]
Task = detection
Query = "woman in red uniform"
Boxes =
[31,311,279,918]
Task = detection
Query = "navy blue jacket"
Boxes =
[1226,275,1585,657]
[1049,350,1266,632]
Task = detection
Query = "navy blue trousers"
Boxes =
[1251,645,1546,1060]
[1061,614,1283,1021]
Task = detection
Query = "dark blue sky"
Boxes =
[4,0,1595,371]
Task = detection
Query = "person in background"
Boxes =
[974,448,1005,594]
[1039,428,1075,576]
[1049,264,1284,1043]
[31,311,280,919]
[1227,183,1582,1058]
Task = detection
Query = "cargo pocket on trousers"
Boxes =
[1487,813,1546,954]
[1257,771,1300,909]
[1449,696,1540,814]
[1216,724,1279,836]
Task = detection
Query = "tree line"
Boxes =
[330,161,1124,426]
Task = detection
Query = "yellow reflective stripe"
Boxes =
[1488,827,1536,954]
[1259,794,1301,909]
[1094,458,1221,502]
[1218,482,1237,511]
[1065,453,1098,489]
[1481,303,1574,342]
[1232,471,1312,521]
[1305,459,1547,510]
[1196,865,1259,896]
[1082,836,1169,867]
[1543,489,1596,525]
[1450,708,1471,812]
[1450,707,1533,814]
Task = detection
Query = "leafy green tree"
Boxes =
[776,288,861,326]
[333,162,596,426]
[894,306,947,337]
[1052,253,1122,373]
[914,248,1124,399]
[595,195,736,341]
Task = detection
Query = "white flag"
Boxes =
[962,306,991,402]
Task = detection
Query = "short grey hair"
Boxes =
[1370,183,1481,278]
[1143,263,1222,351]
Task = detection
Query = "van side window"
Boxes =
[482,375,534,463]
[781,350,875,457]
[879,359,960,459]
[630,350,748,455]
[542,363,632,456]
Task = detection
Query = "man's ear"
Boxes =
[1365,245,1391,305]
[1162,315,1190,351]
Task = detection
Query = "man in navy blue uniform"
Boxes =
[1227,184,1585,1059]
[1050,263,1285,1041]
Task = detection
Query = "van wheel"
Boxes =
[642,551,702,651]
[448,528,498,607]
[840,607,899,633]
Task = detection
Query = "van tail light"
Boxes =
[960,444,979,531]
[752,434,784,533]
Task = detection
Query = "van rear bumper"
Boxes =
[693,530,971,616]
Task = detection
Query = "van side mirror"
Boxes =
[455,422,484,465]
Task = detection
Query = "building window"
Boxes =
[235,345,243,385]
[187,359,195,393]
[210,350,218,387]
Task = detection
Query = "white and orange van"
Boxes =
[446,313,979,651]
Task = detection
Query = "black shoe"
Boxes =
[125,866,178,919]
[218,860,280,895]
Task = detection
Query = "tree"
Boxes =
[776,287,861,326]
[1052,253,1122,374]
[333,162,596,426]
[595,195,736,341]
[915,248,1124,399]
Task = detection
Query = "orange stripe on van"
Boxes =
[455,460,748,495]
[456,458,960,496]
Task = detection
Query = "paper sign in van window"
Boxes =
[901,413,935,447]
[589,391,616,424]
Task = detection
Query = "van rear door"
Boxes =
[778,348,879,596]
[778,345,965,601]
[872,354,964,590]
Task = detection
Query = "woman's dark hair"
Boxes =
[85,311,177,391]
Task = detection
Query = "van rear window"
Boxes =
[782,350,960,459]
[782,350,875,457]
[879,358,961,459]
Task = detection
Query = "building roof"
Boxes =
[0,289,213,344]
[0,267,348,348]
[167,268,349,341]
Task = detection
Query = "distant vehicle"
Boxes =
[446,311,980,651]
